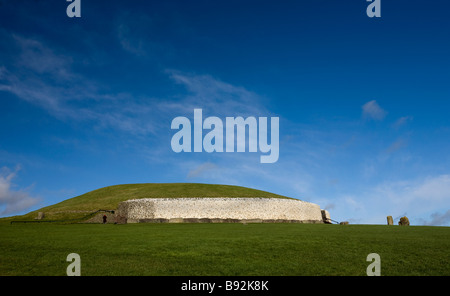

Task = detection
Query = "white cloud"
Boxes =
[374,175,450,220]
[329,174,450,225]
[423,210,450,226]
[165,70,269,117]
[0,166,40,217]
[362,100,387,121]
[1,34,269,140]
[385,138,407,154]
[409,175,450,203]
[0,34,160,136]
[393,116,413,129]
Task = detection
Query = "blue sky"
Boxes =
[1,0,450,225]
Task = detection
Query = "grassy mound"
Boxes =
[12,183,292,221]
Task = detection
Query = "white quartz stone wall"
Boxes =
[116,198,323,222]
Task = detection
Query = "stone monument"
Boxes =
[398,216,410,226]
[387,216,393,225]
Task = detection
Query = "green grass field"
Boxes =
[1,222,449,276]
[2,183,449,276]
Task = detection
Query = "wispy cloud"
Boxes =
[0,33,159,136]
[328,174,450,225]
[1,33,270,140]
[13,34,75,79]
[187,162,218,179]
[0,166,40,216]
[164,70,269,117]
[362,100,387,121]
[392,116,413,129]
[385,138,407,154]
[423,210,450,226]
[409,175,450,203]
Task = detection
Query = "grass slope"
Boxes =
[13,183,292,221]
[1,223,449,276]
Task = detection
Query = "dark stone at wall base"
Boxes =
[115,217,325,224]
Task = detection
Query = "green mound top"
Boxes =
[18,183,292,221]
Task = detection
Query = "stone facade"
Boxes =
[115,197,327,224]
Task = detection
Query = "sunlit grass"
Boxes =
[1,223,448,276]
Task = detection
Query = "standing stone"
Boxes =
[398,216,410,226]
[37,212,45,220]
[321,210,331,224]
[387,216,393,225]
